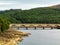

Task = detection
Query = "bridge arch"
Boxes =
[36,25,43,28]
[28,25,35,28]
[11,25,17,28]
[45,25,51,28]
[20,25,26,28]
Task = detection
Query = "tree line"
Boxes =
[0,7,60,24]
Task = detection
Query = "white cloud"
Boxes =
[14,3,58,10]
[0,3,58,10]
[0,2,14,5]
[0,0,59,10]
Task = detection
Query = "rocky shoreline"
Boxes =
[0,29,30,45]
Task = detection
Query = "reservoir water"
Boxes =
[18,28,60,45]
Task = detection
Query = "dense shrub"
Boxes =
[0,18,9,32]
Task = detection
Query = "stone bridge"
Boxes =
[9,24,60,29]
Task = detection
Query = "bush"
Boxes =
[0,18,10,32]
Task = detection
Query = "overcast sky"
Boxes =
[0,0,60,10]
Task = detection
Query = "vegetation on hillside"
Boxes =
[0,7,60,23]
[0,18,9,32]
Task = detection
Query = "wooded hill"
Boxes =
[0,4,60,24]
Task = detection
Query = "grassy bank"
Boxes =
[0,29,30,45]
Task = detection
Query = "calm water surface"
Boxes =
[18,28,60,45]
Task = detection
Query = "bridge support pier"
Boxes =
[16,27,20,30]
[26,27,28,30]
[34,27,36,30]
[51,27,53,29]
[43,27,45,29]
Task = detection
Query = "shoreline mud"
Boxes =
[0,29,30,45]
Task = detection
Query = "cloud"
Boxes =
[0,2,14,5]
[0,0,60,10]
[12,3,58,10]
[0,3,59,10]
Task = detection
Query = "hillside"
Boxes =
[0,4,60,24]
[50,4,60,8]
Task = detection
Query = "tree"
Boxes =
[0,18,10,32]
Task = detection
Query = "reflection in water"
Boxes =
[19,28,54,30]
[18,29,60,45]
[12,27,57,30]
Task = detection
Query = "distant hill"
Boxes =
[0,4,60,24]
[50,4,60,8]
